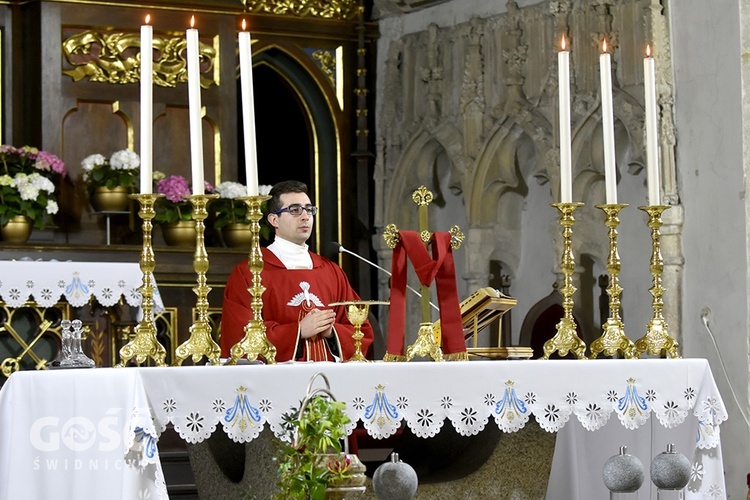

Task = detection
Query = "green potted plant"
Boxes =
[275,377,365,499]
[81,149,140,212]
[153,172,214,246]
[0,145,66,242]
[153,172,193,225]
[211,181,272,247]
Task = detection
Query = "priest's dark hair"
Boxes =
[266,180,309,216]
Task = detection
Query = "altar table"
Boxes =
[0,359,727,499]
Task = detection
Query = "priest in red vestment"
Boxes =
[221,180,373,361]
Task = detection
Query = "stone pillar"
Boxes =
[660,203,684,348]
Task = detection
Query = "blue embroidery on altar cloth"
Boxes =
[133,427,158,460]
[617,378,649,417]
[65,272,89,301]
[224,386,262,431]
[494,380,527,421]
[364,385,399,427]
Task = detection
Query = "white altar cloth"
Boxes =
[0,260,163,311]
[0,359,727,500]
[0,368,164,500]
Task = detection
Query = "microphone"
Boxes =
[332,241,439,311]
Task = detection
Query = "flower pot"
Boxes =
[90,186,130,212]
[162,221,196,247]
[318,452,367,499]
[325,485,367,499]
[0,215,33,244]
[221,223,253,248]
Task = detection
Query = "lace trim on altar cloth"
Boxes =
[126,406,159,468]
[0,260,164,311]
[124,406,169,500]
[131,360,727,500]
[149,376,727,447]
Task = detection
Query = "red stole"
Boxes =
[386,231,466,356]
[304,335,331,361]
[297,304,333,362]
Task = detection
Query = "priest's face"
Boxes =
[268,192,314,245]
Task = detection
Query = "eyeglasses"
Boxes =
[273,204,318,217]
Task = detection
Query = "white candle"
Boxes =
[558,36,572,203]
[239,20,259,196]
[599,40,617,204]
[186,16,205,195]
[140,16,153,195]
[644,45,660,205]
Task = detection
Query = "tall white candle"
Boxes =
[140,16,153,195]
[599,40,617,204]
[239,20,259,196]
[186,16,205,195]
[558,36,572,203]
[644,45,660,205]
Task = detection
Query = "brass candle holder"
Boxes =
[329,300,389,362]
[590,204,636,359]
[117,194,167,367]
[175,194,222,366]
[226,195,277,365]
[634,205,680,358]
[543,202,587,360]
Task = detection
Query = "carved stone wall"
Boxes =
[374,0,683,347]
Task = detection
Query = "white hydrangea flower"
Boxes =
[215,181,246,199]
[30,173,55,193]
[19,185,40,201]
[259,184,272,195]
[12,172,28,190]
[110,149,140,170]
[0,175,13,187]
[81,154,106,172]
[46,199,59,215]
[15,176,41,201]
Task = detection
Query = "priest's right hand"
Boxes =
[299,308,336,339]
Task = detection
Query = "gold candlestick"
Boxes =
[226,195,277,365]
[117,194,167,367]
[634,205,680,358]
[590,204,636,359]
[543,202,587,360]
[175,194,221,366]
[329,300,389,362]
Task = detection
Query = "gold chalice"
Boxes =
[329,300,389,362]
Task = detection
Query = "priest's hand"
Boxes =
[299,308,336,339]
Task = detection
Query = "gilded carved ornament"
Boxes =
[242,0,360,20]
[312,49,336,87]
[62,30,218,88]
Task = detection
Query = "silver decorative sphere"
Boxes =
[651,444,691,490]
[602,446,645,492]
[372,452,418,500]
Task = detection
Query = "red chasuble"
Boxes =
[221,248,374,362]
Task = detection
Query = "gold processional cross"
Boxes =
[383,186,464,361]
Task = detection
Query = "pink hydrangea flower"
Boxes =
[34,151,67,176]
[156,175,191,203]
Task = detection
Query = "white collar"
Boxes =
[268,236,313,269]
